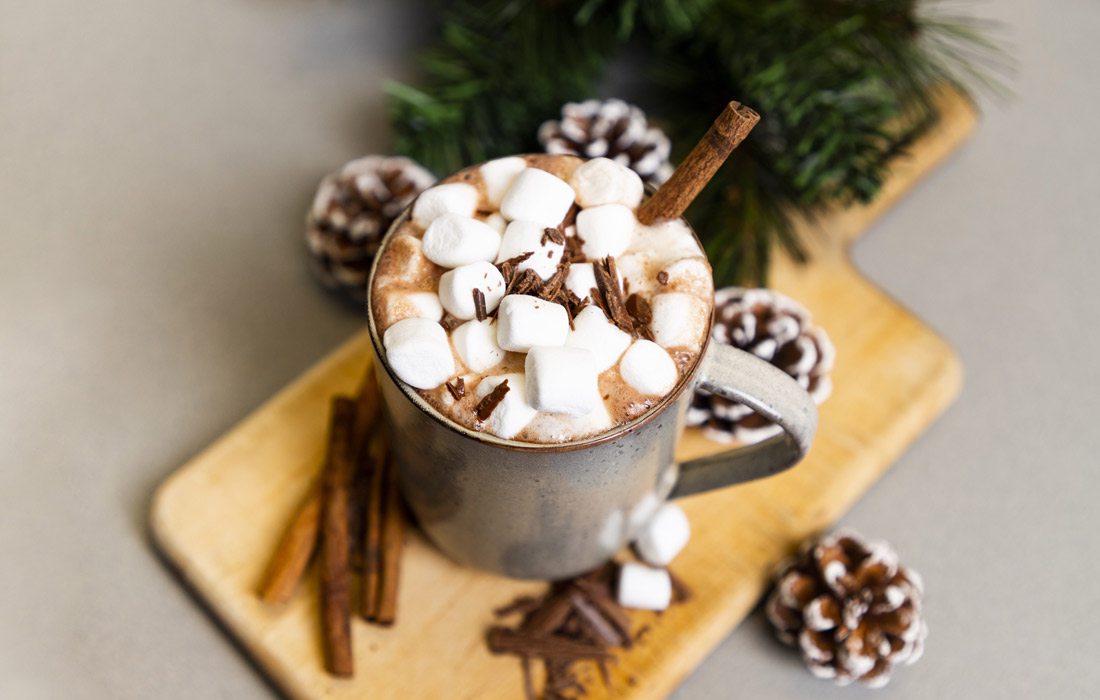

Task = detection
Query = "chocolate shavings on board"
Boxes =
[488,563,686,700]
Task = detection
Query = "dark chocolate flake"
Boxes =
[445,377,466,401]
[657,270,670,285]
[472,288,487,321]
[475,379,510,421]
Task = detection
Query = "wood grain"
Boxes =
[151,90,976,700]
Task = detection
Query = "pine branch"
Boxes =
[387,0,1010,286]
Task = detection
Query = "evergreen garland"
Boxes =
[388,0,1007,285]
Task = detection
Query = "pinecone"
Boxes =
[305,155,435,305]
[687,288,834,444]
[765,531,927,688]
[538,98,674,185]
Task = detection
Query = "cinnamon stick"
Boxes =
[373,455,406,626]
[319,396,357,677]
[258,482,321,604]
[637,101,760,225]
[361,431,388,620]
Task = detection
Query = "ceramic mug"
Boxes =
[366,174,817,581]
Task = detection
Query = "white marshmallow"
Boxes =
[495,295,570,352]
[628,492,661,531]
[651,292,710,348]
[617,562,672,611]
[634,503,690,567]
[565,263,599,301]
[421,214,502,268]
[479,157,527,207]
[619,339,679,395]
[628,219,702,264]
[484,212,508,235]
[496,221,565,280]
[378,290,444,325]
[577,204,635,259]
[565,305,632,372]
[525,400,613,442]
[412,183,479,228]
[500,168,576,227]
[382,318,455,390]
[474,373,538,439]
[563,262,622,301]
[450,319,505,373]
[570,157,644,208]
[524,346,600,416]
[437,261,506,320]
[661,257,711,289]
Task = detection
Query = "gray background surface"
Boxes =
[2,0,1097,697]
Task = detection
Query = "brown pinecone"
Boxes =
[305,155,434,305]
[538,98,674,184]
[687,288,834,444]
[765,531,927,688]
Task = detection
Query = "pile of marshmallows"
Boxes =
[381,156,701,439]
[618,502,692,611]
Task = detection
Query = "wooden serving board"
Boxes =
[151,92,976,700]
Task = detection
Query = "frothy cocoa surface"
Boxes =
[370,154,714,444]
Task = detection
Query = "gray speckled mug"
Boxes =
[366,211,817,583]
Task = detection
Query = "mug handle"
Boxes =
[669,343,818,498]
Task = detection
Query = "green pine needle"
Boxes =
[388,0,1010,286]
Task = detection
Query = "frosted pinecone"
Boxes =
[766,531,927,689]
[538,98,674,184]
[305,155,434,305]
[687,288,834,444]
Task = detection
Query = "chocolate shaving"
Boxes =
[487,628,612,662]
[567,589,624,647]
[440,313,463,332]
[564,232,585,263]
[475,379,509,421]
[656,270,669,285]
[499,251,534,266]
[473,288,487,322]
[487,560,690,698]
[593,257,634,334]
[625,293,656,340]
[538,260,570,301]
[542,226,566,246]
[508,268,542,296]
[445,378,466,401]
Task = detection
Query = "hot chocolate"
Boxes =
[369,154,714,444]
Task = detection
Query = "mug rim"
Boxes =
[365,154,714,454]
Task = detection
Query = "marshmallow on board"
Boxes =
[382,318,455,390]
[617,562,672,611]
[633,503,691,567]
